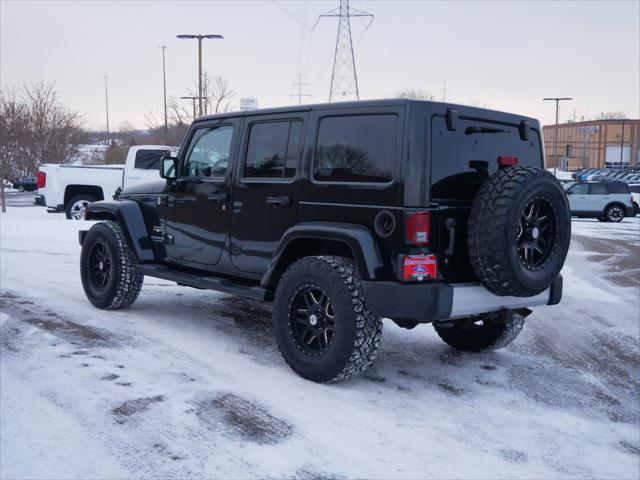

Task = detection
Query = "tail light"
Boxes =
[402,254,437,281]
[498,156,518,167]
[406,211,431,245]
[37,171,46,189]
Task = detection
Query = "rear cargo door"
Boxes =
[429,115,544,281]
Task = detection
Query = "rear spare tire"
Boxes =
[468,166,570,297]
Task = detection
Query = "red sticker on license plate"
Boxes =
[403,255,437,280]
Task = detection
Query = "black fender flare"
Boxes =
[82,200,155,262]
[261,221,385,287]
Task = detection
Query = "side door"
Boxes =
[164,119,239,267]
[587,183,608,212]
[566,183,589,212]
[229,113,306,274]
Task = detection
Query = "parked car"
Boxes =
[564,180,634,222]
[629,183,640,215]
[35,145,176,219]
[78,99,570,382]
[12,176,38,192]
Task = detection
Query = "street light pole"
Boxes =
[104,75,110,146]
[543,97,572,174]
[160,45,168,145]
[180,96,201,121]
[177,34,223,117]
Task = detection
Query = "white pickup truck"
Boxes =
[36,145,176,219]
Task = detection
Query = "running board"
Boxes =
[136,264,269,301]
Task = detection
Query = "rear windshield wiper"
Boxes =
[465,126,510,135]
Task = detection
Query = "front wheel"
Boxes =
[433,311,525,352]
[80,221,143,309]
[606,205,625,223]
[273,256,383,382]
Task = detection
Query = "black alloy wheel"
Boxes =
[290,284,336,357]
[516,197,557,269]
[88,240,113,291]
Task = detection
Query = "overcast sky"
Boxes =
[1,0,638,130]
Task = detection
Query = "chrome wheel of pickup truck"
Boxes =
[66,194,95,220]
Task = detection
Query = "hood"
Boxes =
[119,180,167,196]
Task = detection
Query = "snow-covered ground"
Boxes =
[1,207,639,479]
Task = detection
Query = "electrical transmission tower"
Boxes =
[314,0,373,102]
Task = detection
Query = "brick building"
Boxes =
[542,119,639,171]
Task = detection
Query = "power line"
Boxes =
[290,74,311,105]
[314,0,374,102]
[272,0,309,28]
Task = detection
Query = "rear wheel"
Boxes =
[18,185,25,192]
[80,221,143,309]
[433,311,525,352]
[273,256,382,382]
[66,194,95,220]
[606,205,625,223]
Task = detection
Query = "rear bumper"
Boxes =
[362,275,562,322]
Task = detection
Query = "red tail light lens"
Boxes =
[37,171,46,189]
[498,156,518,167]
[406,211,431,245]
[402,254,437,281]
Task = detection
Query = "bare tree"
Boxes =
[0,82,85,182]
[191,72,236,115]
[394,88,434,101]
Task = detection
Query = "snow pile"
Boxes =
[1,207,639,479]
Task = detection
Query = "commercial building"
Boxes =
[542,119,639,171]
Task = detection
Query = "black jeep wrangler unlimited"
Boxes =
[79,99,570,382]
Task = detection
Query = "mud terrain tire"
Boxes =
[468,166,570,297]
[80,221,143,309]
[273,256,383,383]
[433,311,525,351]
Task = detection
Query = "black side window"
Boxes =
[629,185,640,194]
[244,120,302,179]
[314,115,398,183]
[589,184,608,195]
[134,149,170,170]
[607,183,629,194]
[569,184,588,194]
[183,125,234,177]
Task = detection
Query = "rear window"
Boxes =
[314,115,398,183]
[607,183,630,194]
[134,149,170,170]
[430,117,542,201]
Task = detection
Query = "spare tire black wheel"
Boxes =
[468,166,571,297]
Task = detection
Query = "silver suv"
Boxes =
[564,181,634,222]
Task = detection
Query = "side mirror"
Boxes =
[160,156,178,180]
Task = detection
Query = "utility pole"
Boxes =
[180,96,201,121]
[314,0,374,102]
[104,75,110,146]
[543,97,572,174]
[177,34,223,116]
[160,45,168,145]
[291,74,311,105]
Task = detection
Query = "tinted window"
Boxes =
[431,117,542,201]
[629,185,640,194]
[183,125,233,177]
[607,183,630,194]
[314,115,398,183]
[244,120,301,178]
[568,184,588,194]
[134,149,170,170]
[589,184,608,195]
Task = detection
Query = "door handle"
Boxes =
[207,192,227,203]
[265,195,290,208]
[129,175,142,180]
[445,218,457,256]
